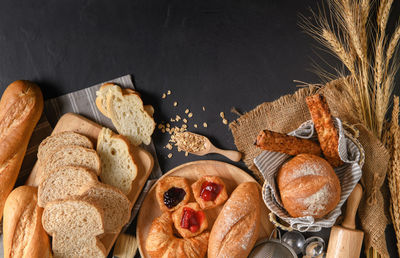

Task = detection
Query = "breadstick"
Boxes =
[255,129,322,156]
[306,94,343,167]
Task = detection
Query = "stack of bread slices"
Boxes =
[37,130,138,258]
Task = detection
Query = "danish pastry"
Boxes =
[172,202,208,238]
[191,176,228,209]
[146,212,209,258]
[156,176,191,212]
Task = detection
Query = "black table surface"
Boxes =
[0,0,399,257]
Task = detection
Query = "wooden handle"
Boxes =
[212,148,242,162]
[341,184,363,230]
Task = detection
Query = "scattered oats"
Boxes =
[173,101,178,107]
[170,127,175,133]
[176,115,181,121]
[182,124,188,129]
[166,128,171,133]
[220,112,225,118]
[194,124,198,128]
[188,112,193,118]
[166,123,170,128]
[158,124,164,129]
[203,122,208,128]
[183,118,188,123]
[165,143,173,150]
[180,127,186,132]
[170,118,175,122]
[167,90,171,95]
[202,106,205,111]
[161,129,166,133]
[185,152,189,156]
[162,93,166,99]
[171,131,207,153]
[222,118,228,125]
[185,109,189,114]
[168,153,173,158]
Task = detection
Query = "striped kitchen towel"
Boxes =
[254,118,363,232]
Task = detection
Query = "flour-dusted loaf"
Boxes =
[38,166,98,207]
[0,80,43,220]
[101,85,156,145]
[79,183,131,233]
[42,199,106,258]
[208,182,261,258]
[41,145,101,182]
[97,127,138,194]
[146,212,209,258]
[277,154,341,218]
[37,131,93,163]
[3,186,51,258]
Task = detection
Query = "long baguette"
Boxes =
[3,186,51,258]
[0,80,43,220]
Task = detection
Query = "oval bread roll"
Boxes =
[208,182,261,258]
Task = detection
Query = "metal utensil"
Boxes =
[249,229,297,258]
[282,231,306,254]
[303,236,325,257]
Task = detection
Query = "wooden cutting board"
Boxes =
[25,112,155,255]
[137,160,275,258]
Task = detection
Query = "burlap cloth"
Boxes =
[229,78,391,257]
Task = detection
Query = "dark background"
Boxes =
[0,0,399,257]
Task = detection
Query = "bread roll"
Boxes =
[277,154,341,218]
[208,182,261,258]
[0,80,43,220]
[3,186,51,258]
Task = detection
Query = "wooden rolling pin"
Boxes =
[326,184,364,258]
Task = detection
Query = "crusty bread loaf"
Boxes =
[37,131,93,163]
[100,85,155,146]
[208,182,261,258]
[95,83,154,118]
[277,154,341,218]
[3,186,51,258]
[40,145,101,182]
[38,166,98,207]
[0,80,43,220]
[79,183,131,233]
[97,128,138,194]
[42,199,106,258]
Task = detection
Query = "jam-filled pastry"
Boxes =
[191,176,228,209]
[172,202,208,238]
[146,212,209,258]
[156,176,191,212]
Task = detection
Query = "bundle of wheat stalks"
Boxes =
[303,0,400,257]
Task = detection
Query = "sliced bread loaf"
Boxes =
[38,131,93,162]
[42,199,106,258]
[41,145,101,182]
[79,183,131,233]
[97,128,138,194]
[38,166,98,207]
[100,85,155,146]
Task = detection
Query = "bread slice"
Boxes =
[96,83,155,118]
[79,183,131,233]
[42,199,106,258]
[38,131,93,162]
[40,145,101,183]
[38,166,98,207]
[104,86,155,146]
[97,128,138,194]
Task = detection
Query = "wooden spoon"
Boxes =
[179,131,242,162]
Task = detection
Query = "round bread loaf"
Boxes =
[277,154,341,218]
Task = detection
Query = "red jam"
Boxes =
[200,181,222,201]
[180,207,205,233]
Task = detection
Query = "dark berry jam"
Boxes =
[163,187,186,209]
[180,207,205,233]
[200,181,222,201]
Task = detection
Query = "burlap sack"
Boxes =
[229,79,390,257]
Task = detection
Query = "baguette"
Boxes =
[0,80,43,220]
[3,186,51,258]
[208,182,261,258]
[255,129,322,156]
[306,94,343,167]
